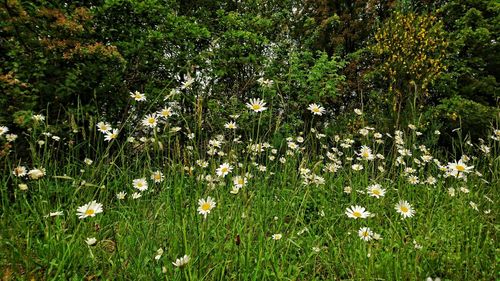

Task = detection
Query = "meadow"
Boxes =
[0,92,498,280]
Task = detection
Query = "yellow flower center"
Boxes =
[400,206,409,213]
[221,167,228,173]
[456,165,465,172]
[372,189,380,195]
[201,202,211,211]
[353,211,362,218]
[313,108,320,112]
[252,104,261,110]
[238,179,244,185]
[85,209,95,216]
[362,231,369,237]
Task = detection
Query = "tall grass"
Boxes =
[0,101,498,280]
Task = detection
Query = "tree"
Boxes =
[368,11,448,126]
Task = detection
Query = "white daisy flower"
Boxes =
[345,205,371,219]
[246,98,267,112]
[76,201,103,219]
[172,254,190,267]
[395,200,415,218]
[307,103,325,116]
[197,196,216,218]
[132,178,148,191]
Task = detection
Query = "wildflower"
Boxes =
[170,127,181,133]
[395,200,415,218]
[446,188,455,197]
[132,178,148,191]
[287,141,298,150]
[85,237,97,246]
[172,255,190,267]
[447,159,473,177]
[130,91,146,101]
[32,114,45,122]
[84,158,93,165]
[246,98,267,112]
[154,248,164,261]
[158,107,174,119]
[351,164,363,171]
[479,144,490,154]
[76,201,103,219]
[459,186,470,193]
[132,192,142,199]
[196,160,209,168]
[216,163,232,178]
[5,134,17,142]
[469,201,478,211]
[407,175,419,185]
[421,155,433,162]
[142,114,158,128]
[197,196,216,218]
[44,211,63,217]
[18,184,28,191]
[307,103,325,116]
[209,139,222,148]
[116,191,127,200]
[398,148,412,157]
[358,128,369,136]
[104,129,119,141]
[28,168,46,180]
[233,176,247,189]
[224,121,237,130]
[491,129,500,141]
[0,126,9,136]
[181,77,195,89]
[151,170,164,183]
[367,184,385,198]
[343,186,352,194]
[345,205,371,219]
[257,77,273,87]
[358,227,373,241]
[426,176,437,185]
[272,233,282,240]
[354,108,362,115]
[357,146,374,160]
[13,166,27,177]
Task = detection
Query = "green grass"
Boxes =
[0,117,498,280]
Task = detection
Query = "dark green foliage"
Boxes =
[1,0,498,156]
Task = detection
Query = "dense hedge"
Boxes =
[1,0,498,153]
